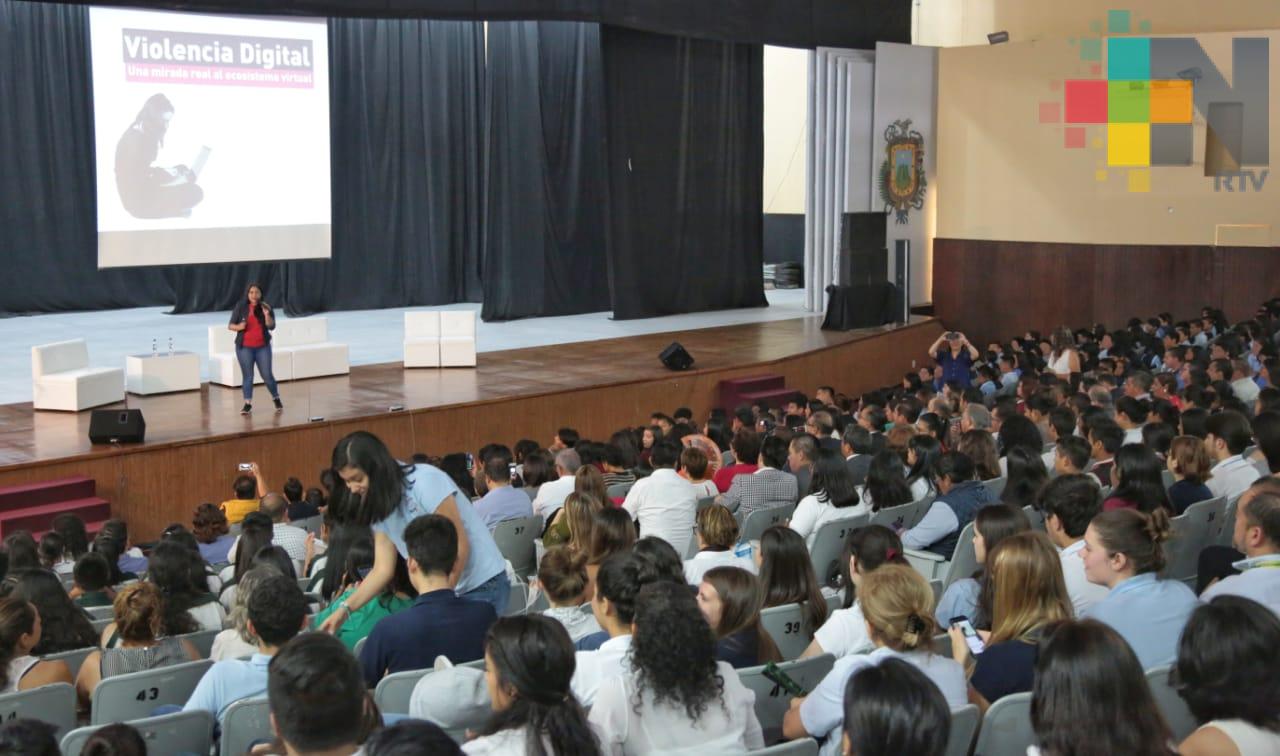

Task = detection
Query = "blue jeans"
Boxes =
[235,344,279,401]
[461,570,511,616]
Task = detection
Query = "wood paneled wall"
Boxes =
[0,320,942,541]
[932,239,1280,346]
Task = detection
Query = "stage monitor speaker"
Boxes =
[894,239,910,323]
[89,409,146,444]
[659,342,694,371]
[839,212,888,286]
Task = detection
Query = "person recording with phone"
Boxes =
[928,330,979,390]
[228,283,282,415]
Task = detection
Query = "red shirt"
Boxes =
[713,463,759,494]
[242,308,266,348]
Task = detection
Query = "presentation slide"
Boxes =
[89,8,331,268]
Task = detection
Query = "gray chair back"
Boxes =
[41,647,95,681]
[353,636,367,659]
[63,709,214,756]
[696,496,718,513]
[179,628,220,659]
[740,504,797,542]
[0,683,76,739]
[605,483,632,500]
[737,654,835,745]
[492,515,542,579]
[946,704,982,756]
[981,476,1007,500]
[375,668,433,715]
[1146,665,1198,742]
[809,514,869,589]
[1022,505,1045,532]
[942,520,980,588]
[759,603,812,661]
[220,697,272,756]
[754,738,819,754]
[1164,496,1225,583]
[1215,495,1241,548]
[971,691,1034,756]
[504,579,529,616]
[868,499,919,531]
[90,658,213,725]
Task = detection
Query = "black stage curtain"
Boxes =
[0,0,172,314]
[601,26,767,320]
[281,17,485,314]
[481,21,609,321]
[23,0,909,50]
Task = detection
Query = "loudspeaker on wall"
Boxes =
[659,342,695,371]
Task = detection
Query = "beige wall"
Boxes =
[764,45,809,214]
[936,30,1280,245]
[917,0,1280,47]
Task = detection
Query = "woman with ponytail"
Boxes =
[0,598,72,694]
[464,615,599,756]
[783,563,966,747]
[1082,507,1199,669]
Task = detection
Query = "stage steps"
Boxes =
[719,374,800,413]
[0,476,111,538]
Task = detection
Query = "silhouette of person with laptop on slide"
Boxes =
[115,93,206,219]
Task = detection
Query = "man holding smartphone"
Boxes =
[221,461,267,525]
[928,330,979,391]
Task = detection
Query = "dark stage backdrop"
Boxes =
[481,21,610,321]
[602,27,767,320]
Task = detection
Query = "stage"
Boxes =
[0,312,942,540]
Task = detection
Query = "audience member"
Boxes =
[1000,446,1048,511]
[76,582,200,708]
[697,567,781,668]
[148,540,225,633]
[621,439,698,556]
[0,569,97,654]
[70,553,114,609]
[858,450,915,513]
[589,581,764,751]
[717,436,799,520]
[1085,420,1124,488]
[0,719,59,756]
[571,552,641,703]
[683,504,754,585]
[185,573,309,724]
[713,429,761,493]
[472,445,533,529]
[211,567,275,662]
[902,452,993,557]
[788,434,819,497]
[0,598,73,694]
[227,493,311,565]
[790,448,865,548]
[1038,475,1109,614]
[934,504,1031,627]
[364,720,462,756]
[1201,491,1280,615]
[80,723,146,756]
[1251,410,1280,475]
[221,467,265,525]
[957,429,1000,481]
[951,532,1071,707]
[1029,619,1175,756]
[1082,508,1197,668]
[785,564,965,752]
[802,526,907,660]
[584,509,636,601]
[1103,444,1171,513]
[1173,596,1280,756]
[677,446,719,498]
[531,448,581,518]
[358,514,496,685]
[1166,435,1215,514]
[838,659,952,756]
[192,502,235,565]
[311,534,411,651]
[756,526,828,634]
[265,633,367,756]
[1053,436,1090,477]
[1204,410,1261,501]
[542,492,602,550]
[536,547,602,642]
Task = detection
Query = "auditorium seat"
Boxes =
[403,311,442,368]
[439,311,477,367]
[274,318,349,380]
[63,709,214,756]
[0,683,76,739]
[31,339,124,412]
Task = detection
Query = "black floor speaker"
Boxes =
[659,342,695,371]
[89,409,146,444]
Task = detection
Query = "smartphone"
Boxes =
[950,616,985,655]
[762,662,807,697]
[238,463,253,471]
[465,453,475,472]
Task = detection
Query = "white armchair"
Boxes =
[207,326,264,388]
[31,339,124,411]
[439,311,477,367]
[403,311,441,368]
[273,318,348,380]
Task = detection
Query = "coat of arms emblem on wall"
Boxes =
[878,119,926,224]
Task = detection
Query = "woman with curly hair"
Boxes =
[192,502,235,565]
[589,581,764,752]
[0,569,97,654]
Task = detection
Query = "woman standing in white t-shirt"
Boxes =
[800,525,909,661]
[789,449,867,549]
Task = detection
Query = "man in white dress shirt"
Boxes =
[531,447,581,518]
[1202,489,1280,616]
[1041,474,1110,614]
[622,439,697,556]
[1204,411,1261,502]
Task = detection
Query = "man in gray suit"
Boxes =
[787,433,818,499]
[841,424,874,487]
[718,435,799,521]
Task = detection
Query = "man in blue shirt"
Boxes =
[928,330,978,390]
[359,514,497,686]
[472,445,533,529]
[184,572,309,725]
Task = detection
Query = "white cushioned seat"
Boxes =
[32,339,124,411]
[439,310,477,367]
[206,326,267,387]
[273,318,348,380]
[404,311,441,368]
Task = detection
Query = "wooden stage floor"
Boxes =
[0,315,942,538]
